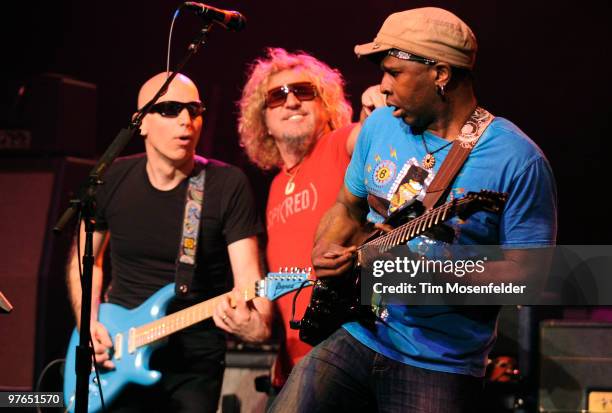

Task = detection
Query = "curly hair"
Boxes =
[238,48,353,170]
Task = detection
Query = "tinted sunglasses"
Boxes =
[149,101,206,118]
[265,82,318,108]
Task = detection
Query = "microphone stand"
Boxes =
[54,21,214,413]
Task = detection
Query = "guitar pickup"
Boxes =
[128,328,136,354]
[114,333,123,360]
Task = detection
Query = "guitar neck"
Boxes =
[133,288,255,349]
[362,198,468,252]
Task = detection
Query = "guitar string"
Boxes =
[135,292,234,346]
[357,197,470,252]
[362,192,503,252]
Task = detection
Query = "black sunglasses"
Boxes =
[265,82,318,109]
[149,101,206,118]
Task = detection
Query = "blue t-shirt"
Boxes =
[343,106,557,376]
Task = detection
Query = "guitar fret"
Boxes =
[396,227,404,245]
[418,216,427,233]
[390,231,398,248]
[401,223,408,240]
[379,235,387,247]
[411,218,417,234]
[384,231,391,245]
[410,221,417,238]
[389,232,397,248]
[397,228,404,245]
[425,210,434,230]
[413,217,421,235]
[400,226,408,244]
[385,232,392,249]
[416,217,424,234]
[419,214,427,232]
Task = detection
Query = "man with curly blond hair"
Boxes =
[238,48,382,396]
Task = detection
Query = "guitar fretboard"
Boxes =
[358,197,472,253]
[133,288,255,349]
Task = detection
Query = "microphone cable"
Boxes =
[166,6,183,77]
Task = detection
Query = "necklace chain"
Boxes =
[421,135,453,169]
[283,163,302,195]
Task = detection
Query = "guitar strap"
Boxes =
[175,156,208,296]
[422,107,495,210]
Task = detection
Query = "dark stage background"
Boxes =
[2,0,610,244]
[0,0,611,405]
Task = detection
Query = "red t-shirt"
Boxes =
[266,124,354,387]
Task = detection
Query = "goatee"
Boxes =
[281,132,316,158]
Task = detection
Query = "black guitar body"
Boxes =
[298,201,426,346]
[298,265,373,346]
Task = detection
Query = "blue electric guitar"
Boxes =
[63,270,311,412]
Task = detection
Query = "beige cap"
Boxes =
[354,7,478,69]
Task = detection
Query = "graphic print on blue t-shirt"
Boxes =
[387,161,431,214]
[367,158,433,218]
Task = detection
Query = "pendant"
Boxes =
[284,179,295,195]
[422,153,436,169]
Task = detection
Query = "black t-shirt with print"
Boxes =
[94,154,262,360]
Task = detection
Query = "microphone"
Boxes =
[183,2,246,31]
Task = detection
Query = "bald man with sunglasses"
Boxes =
[66,72,272,412]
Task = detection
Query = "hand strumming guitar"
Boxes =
[311,241,357,278]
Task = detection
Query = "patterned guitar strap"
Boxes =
[422,106,495,210]
[175,157,207,296]
[372,107,495,318]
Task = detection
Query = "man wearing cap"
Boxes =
[269,7,557,412]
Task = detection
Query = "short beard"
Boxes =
[280,132,316,159]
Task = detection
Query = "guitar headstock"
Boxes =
[457,190,508,219]
[256,268,312,301]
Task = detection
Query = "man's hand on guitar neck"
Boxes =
[373,222,394,234]
[312,186,370,278]
[312,224,400,277]
[213,289,271,343]
[312,241,357,278]
[91,320,115,370]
